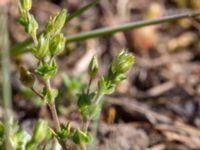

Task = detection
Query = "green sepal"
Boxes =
[57,123,71,140]
[35,33,50,59]
[77,92,95,108]
[49,33,65,56]
[53,9,67,33]
[45,9,67,35]
[113,73,127,83]
[79,103,101,119]
[98,77,115,95]
[36,60,57,80]
[111,50,134,74]
[32,120,49,143]
[73,129,92,145]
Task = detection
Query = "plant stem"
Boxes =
[32,35,38,46]
[31,87,43,99]
[45,79,68,150]
[82,118,90,131]
[95,92,104,105]
[10,10,200,56]
[87,77,92,94]
[48,102,60,132]
[0,7,12,150]
[80,144,86,150]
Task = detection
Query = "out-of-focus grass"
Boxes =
[0,6,12,150]
[10,10,200,56]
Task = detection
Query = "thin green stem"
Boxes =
[80,144,86,150]
[87,77,92,94]
[10,10,200,56]
[32,35,38,46]
[45,79,60,132]
[0,7,12,150]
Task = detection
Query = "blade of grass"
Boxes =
[0,7,12,150]
[10,10,200,56]
[65,0,99,23]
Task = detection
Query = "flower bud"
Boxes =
[26,13,38,37]
[20,66,35,88]
[20,0,32,11]
[45,17,55,35]
[49,33,65,56]
[18,3,27,20]
[88,56,98,78]
[32,120,49,142]
[36,34,50,59]
[53,9,67,33]
[111,50,134,74]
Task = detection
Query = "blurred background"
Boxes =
[1,0,200,149]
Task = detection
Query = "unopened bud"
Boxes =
[54,9,67,33]
[49,33,65,56]
[112,50,134,74]
[88,56,98,78]
[26,13,38,37]
[19,66,35,88]
[36,34,50,59]
[32,120,49,142]
[20,0,32,11]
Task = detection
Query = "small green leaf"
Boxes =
[73,129,92,145]
[79,103,100,119]
[77,92,95,108]
[57,123,71,140]
[98,77,115,95]
[36,61,57,80]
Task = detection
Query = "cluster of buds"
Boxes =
[18,0,135,149]
[19,0,67,104]
[18,0,38,38]
[76,50,134,147]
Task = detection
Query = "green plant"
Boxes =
[0,119,60,150]
[1,0,134,149]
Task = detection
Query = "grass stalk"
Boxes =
[0,7,12,150]
[10,10,200,56]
